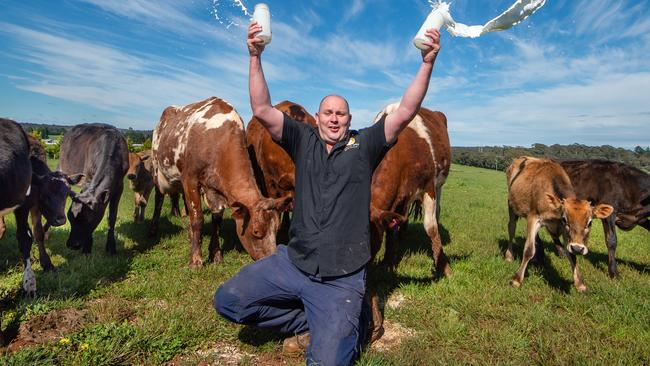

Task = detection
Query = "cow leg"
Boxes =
[105,183,123,255]
[381,228,399,270]
[511,215,542,288]
[423,193,451,277]
[565,251,587,292]
[368,291,384,343]
[140,185,153,223]
[208,211,224,264]
[435,182,443,223]
[183,179,204,268]
[30,208,55,272]
[148,187,165,237]
[15,207,36,297]
[603,215,619,278]
[0,216,5,240]
[506,205,518,262]
[170,193,181,217]
[133,193,140,223]
[532,233,546,265]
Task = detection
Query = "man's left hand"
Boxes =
[420,29,441,64]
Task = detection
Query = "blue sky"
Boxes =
[1,0,649,148]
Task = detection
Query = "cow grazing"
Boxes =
[59,124,129,254]
[150,97,290,267]
[0,119,78,296]
[552,159,649,278]
[246,100,316,241]
[367,104,452,341]
[506,157,614,292]
[127,151,154,223]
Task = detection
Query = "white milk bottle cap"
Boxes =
[413,8,449,50]
[253,3,272,45]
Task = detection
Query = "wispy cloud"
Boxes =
[0,22,249,128]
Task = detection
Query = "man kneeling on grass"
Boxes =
[214,20,442,366]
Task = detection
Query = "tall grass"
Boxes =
[1,164,648,365]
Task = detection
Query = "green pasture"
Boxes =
[0,163,648,365]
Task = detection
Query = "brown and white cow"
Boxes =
[367,103,452,341]
[246,100,316,242]
[150,97,290,267]
[551,159,650,278]
[506,157,614,292]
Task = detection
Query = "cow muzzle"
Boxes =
[567,243,588,256]
[127,173,136,180]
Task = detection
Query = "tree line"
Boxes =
[21,123,153,158]
[452,144,650,172]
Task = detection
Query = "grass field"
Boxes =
[1,163,648,365]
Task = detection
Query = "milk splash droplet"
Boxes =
[211,0,252,29]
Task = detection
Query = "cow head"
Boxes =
[231,196,292,260]
[33,172,83,227]
[547,194,614,255]
[127,152,150,181]
[66,189,110,251]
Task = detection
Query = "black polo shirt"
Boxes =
[278,113,392,277]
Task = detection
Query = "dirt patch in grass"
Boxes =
[371,320,416,352]
[386,292,407,309]
[169,341,260,365]
[5,308,89,352]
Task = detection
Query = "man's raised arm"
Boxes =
[248,21,284,141]
[384,28,441,144]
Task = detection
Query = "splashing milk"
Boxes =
[428,0,546,38]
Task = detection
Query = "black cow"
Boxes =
[59,124,129,254]
[1,119,78,296]
[550,159,650,278]
[24,135,83,272]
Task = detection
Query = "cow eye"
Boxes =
[587,220,593,228]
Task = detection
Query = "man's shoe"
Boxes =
[282,332,310,354]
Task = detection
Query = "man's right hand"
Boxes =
[248,21,265,56]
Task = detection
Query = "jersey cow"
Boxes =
[150,97,290,267]
[246,100,316,241]
[127,151,154,223]
[367,104,452,341]
[553,159,650,278]
[0,119,78,296]
[506,157,614,292]
[59,124,129,255]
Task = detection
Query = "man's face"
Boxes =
[315,96,351,146]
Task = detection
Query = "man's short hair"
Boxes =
[318,95,350,113]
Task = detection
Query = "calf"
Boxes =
[246,100,316,241]
[59,124,129,254]
[367,104,452,341]
[24,134,82,272]
[127,151,154,223]
[0,119,77,296]
[552,159,650,278]
[150,97,290,267]
[506,157,613,292]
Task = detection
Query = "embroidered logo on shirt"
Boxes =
[344,136,359,151]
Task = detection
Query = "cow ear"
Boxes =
[66,174,84,185]
[546,193,562,210]
[271,195,293,212]
[230,202,250,221]
[231,202,250,236]
[380,211,407,230]
[98,190,110,205]
[593,204,614,219]
[71,201,83,216]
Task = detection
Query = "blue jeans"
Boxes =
[214,245,367,366]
